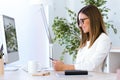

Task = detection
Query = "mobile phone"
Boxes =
[49,57,54,61]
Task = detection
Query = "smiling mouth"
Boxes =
[82,26,86,32]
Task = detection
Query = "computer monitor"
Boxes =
[0,15,19,64]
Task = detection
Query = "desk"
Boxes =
[0,69,116,80]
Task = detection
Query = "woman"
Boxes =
[52,5,111,72]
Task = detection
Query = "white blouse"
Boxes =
[74,33,111,72]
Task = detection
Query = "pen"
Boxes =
[32,72,50,76]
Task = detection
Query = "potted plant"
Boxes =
[0,44,4,75]
[52,9,80,61]
[0,45,4,59]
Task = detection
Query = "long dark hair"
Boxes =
[77,5,106,48]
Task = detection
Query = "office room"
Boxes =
[0,0,120,80]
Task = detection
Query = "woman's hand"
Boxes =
[52,60,65,71]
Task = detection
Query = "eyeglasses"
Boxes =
[79,18,88,26]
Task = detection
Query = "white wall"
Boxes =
[106,0,120,47]
[50,0,120,64]
[0,0,50,67]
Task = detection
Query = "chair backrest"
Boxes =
[102,42,112,72]
[102,57,107,72]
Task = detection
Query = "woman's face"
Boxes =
[79,13,90,33]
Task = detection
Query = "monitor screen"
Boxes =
[0,15,19,64]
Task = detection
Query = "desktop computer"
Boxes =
[0,15,19,71]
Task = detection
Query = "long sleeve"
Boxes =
[74,33,111,72]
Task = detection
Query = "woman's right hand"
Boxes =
[52,60,65,71]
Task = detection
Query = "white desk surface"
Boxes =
[0,69,116,80]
